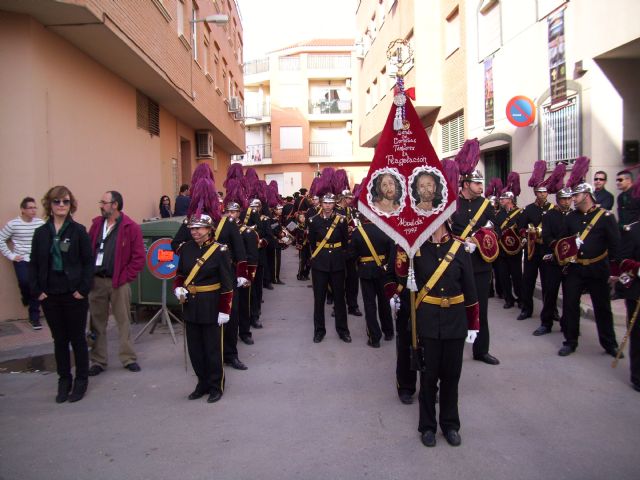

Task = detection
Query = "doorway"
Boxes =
[180,139,191,185]
[483,147,510,184]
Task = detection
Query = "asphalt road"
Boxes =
[0,250,638,480]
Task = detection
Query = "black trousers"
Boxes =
[272,247,282,283]
[14,261,40,322]
[238,285,252,339]
[250,265,264,323]
[312,269,349,336]
[297,245,311,279]
[491,263,502,297]
[521,251,546,313]
[264,246,274,286]
[41,293,89,380]
[540,262,564,329]
[472,269,491,357]
[562,271,618,351]
[395,289,417,397]
[418,337,465,433]
[497,253,523,304]
[223,285,241,362]
[624,299,640,387]
[185,321,224,395]
[360,276,394,343]
[345,258,359,311]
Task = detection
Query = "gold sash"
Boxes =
[357,224,383,267]
[460,199,490,239]
[415,241,462,308]
[311,215,341,259]
[184,242,220,287]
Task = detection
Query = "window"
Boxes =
[446,6,460,57]
[191,2,198,61]
[136,91,160,136]
[441,111,465,154]
[541,94,580,168]
[280,127,303,150]
[309,85,352,114]
[478,0,501,60]
[177,0,185,36]
[203,39,209,75]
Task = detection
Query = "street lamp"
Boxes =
[190,14,229,24]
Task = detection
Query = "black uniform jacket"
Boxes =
[307,211,348,272]
[450,195,498,273]
[565,207,620,278]
[620,221,640,300]
[413,237,478,340]
[517,201,554,254]
[348,220,394,280]
[176,239,234,324]
[541,206,570,259]
[30,219,94,298]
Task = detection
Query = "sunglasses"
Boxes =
[616,178,626,182]
[594,178,605,181]
[52,199,71,206]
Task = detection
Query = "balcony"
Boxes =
[244,103,271,125]
[309,141,352,160]
[231,143,272,166]
[307,55,351,70]
[308,99,352,115]
[243,58,269,75]
[279,56,300,71]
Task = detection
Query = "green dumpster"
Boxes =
[131,217,185,307]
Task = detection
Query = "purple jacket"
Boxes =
[89,213,145,289]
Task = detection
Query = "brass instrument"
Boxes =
[612,299,640,368]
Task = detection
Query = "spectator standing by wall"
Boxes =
[159,195,172,218]
[174,184,190,216]
[593,171,614,210]
[0,197,45,329]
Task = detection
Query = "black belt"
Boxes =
[95,272,112,278]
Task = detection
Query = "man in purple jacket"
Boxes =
[87,191,145,375]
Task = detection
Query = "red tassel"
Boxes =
[466,303,480,330]
[405,87,416,100]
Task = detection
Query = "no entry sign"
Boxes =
[506,96,536,127]
[146,238,179,280]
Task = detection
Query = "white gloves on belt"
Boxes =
[466,330,479,344]
[237,277,250,288]
[464,238,477,254]
[174,287,188,302]
[218,313,230,325]
[575,237,584,249]
[390,294,401,315]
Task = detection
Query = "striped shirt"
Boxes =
[0,216,45,262]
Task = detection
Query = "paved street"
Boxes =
[0,250,638,480]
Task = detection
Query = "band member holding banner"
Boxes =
[356,40,479,446]
[451,140,500,365]
[555,157,621,357]
[495,173,523,310]
[517,161,554,321]
[173,214,234,403]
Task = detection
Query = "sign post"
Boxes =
[134,238,182,344]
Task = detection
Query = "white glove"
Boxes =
[521,238,527,246]
[389,294,401,315]
[543,254,553,261]
[637,267,640,278]
[237,277,250,288]
[466,330,479,344]
[575,237,584,249]
[174,287,188,302]
[218,313,230,325]
[464,238,477,254]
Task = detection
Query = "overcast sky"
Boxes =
[237,0,357,61]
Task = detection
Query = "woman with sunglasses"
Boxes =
[159,195,172,218]
[29,186,93,403]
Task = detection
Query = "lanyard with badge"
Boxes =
[95,220,115,266]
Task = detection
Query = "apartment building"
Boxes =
[238,39,374,195]
[0,0,245,321]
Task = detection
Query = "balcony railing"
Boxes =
[308,99,352,115]
[307,55,351,70]
[231,143,272,164]
[243,58,269,75]
[309,141,352,157]
[244,103,271,118]
[279,56,300,70]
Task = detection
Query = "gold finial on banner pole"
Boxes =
[386,39,414,130]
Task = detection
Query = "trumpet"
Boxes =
[483,220,495,230]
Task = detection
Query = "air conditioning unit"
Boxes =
[346,121,353,132]
[196,130,214,158]
[228,96,240,112]
[233,110,244,121]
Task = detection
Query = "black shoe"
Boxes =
[188,388,206,400]
[488,291,495,298]
[367,339,380,348]
[558,345,576,357]
[384,333,394,341]
[240,336,254,345]
[264,284,274,290]
[444,430,461,447]
[348,308,363,317]
[606,348,624,359]
[533,325,552,336]
[517,310,532,320]
[207,391,222,403]
[225,358,248,370]
[313,333,325,343]
[473,353,500,365]
[125,362,141,372]
[326,298,333,305]
[421,430,436,447]
[503,301,514,309]
[339,333,352,343]
[68,379,88,403]
[56,377,72,403]
[632,383,640,393]
[88,365,104,376]
[250,320,263,329]
[275,280,285,285]
[399,393,413,405]
[30,319,43,330]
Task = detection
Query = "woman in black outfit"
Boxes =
[30,186,93,403]
[159,195,172,218]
